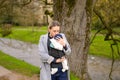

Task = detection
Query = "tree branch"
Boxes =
[90,27,105,45]
[22,0,32,6]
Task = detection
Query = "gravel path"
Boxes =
[0,38,120,80]
[0,38,41,67]
[0,66,38,80]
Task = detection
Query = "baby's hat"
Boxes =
[54,34,63,39]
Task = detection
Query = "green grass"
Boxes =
[70,72,79,80]
[12,26,48,31]
[1,26,47,44]
[90,34,120,59]
[0,51,40,76]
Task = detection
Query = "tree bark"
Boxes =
[53,0,93,80]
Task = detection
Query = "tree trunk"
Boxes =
[53,0,93,80]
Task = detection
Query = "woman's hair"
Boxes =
[48,21,61,29]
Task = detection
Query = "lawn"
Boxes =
[0,50,40,76]
[4,26,47,44]
[90,30,120,59]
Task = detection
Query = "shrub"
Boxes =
[0,24,12,37]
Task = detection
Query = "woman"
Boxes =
[38,21,71,80]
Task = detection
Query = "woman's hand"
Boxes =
[57,38,66,47]
[56,57,65,63]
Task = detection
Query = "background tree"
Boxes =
[53,0,94,80]
[13,1,39,26]
[0,0,38,36]
[0,0,14,36]
[0,0,32,23]
[92,0,120,79]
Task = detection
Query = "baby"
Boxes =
[50,34,69,74]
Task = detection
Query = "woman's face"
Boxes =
[49,26,60,37]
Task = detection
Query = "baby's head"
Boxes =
[54,34,63,40]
